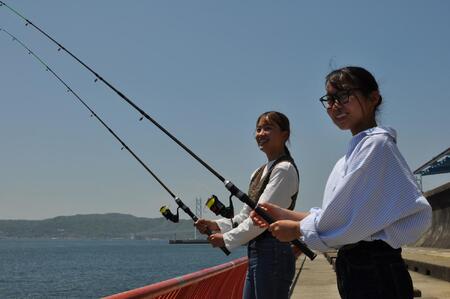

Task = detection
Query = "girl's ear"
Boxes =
[369,90,381,107]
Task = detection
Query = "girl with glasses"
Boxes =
[251,66,432,299]
[195,111,299,299]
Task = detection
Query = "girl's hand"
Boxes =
[250,202,293,227]
[268,220,301,242]
[249,209,269,228]
[250,203,309,228]
[194,219,220,234]
[208,233,225,247]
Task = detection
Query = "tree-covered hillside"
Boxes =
[0,213,202,240]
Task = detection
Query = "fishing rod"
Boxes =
[0,1,316,260]
[0,27,230,256]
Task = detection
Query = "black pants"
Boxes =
[335,240,413,299]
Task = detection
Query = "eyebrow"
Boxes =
[256,124,274,128]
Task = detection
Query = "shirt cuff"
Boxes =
[215,218,234,234]
[222,232,240,251]
[300,210,332,252]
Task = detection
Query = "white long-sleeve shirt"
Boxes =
[216,160,299,251]
[300,126,432,252]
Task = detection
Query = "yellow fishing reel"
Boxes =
[205,195,234,219]
[160,205,179,223]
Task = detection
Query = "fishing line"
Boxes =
[0,27,230,256]
[0,1,316,260]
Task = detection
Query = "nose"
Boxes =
[256,129,267,138]
[330,100,343,110]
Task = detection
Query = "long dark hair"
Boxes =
[256,111,292,157]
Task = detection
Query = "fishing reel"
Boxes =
[160,206,179,223]
[205,195,235,219]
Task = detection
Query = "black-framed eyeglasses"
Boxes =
[319,89,359,109]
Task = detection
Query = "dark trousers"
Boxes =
[243,235,295,299]
[335,240,413,299]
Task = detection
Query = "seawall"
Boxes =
[414,182,450,248]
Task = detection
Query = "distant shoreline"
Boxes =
[0,213,201,240]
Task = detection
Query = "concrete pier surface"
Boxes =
[290,254,340,299]
[403,247,450,282]
[290,249,450,299]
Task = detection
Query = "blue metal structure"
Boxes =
[414,148,450,176]
[414,147,450,190]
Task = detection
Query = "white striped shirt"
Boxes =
[300,126,432,252]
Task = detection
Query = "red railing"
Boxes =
[103,257,248,299]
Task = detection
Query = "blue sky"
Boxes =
[1,0,449,220]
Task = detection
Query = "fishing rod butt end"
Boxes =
[220,246,231,256]
[292,239,317,260]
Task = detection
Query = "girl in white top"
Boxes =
[195,111,299,299]
[251,67,432,299]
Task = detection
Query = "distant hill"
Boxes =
[0,213,203,240]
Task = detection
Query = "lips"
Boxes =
[257,138,269,146]
[335,113,347,119]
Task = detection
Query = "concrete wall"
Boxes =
[414,182,450,248]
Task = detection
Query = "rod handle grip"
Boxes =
[219,246,231,256]
[205,228,231,256]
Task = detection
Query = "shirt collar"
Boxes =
[346,126,397,158]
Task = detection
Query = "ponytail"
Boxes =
[284,145,292,158]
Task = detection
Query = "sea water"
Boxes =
[0,239,246,298]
